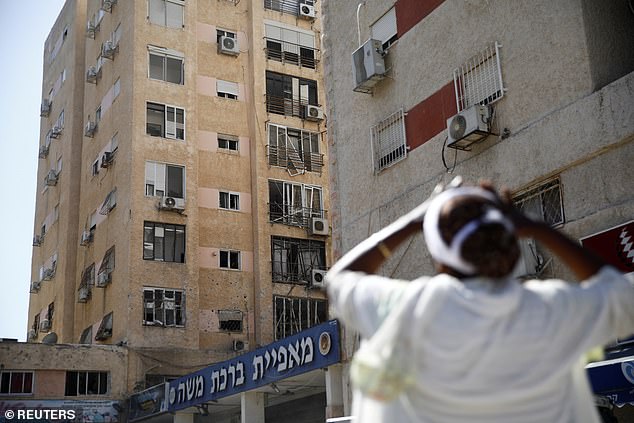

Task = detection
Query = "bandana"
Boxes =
[423,187,514,275]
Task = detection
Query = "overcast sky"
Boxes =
[0,0,66,340]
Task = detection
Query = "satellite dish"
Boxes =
[42,332,58,344]
[449,114,467,140]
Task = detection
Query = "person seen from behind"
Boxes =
[326,180,634,423]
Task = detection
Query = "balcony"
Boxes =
[264,38,318,69]
[266,144,323,174]
[269,205,325,228]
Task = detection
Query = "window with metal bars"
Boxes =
[513,178,564,227]
[453,42,505,112]
[371,109,407,172]
[218,310,243,332]
[271,236,325,284]
[264,0,313,16]
[268,180,323,227]
[274,296,327,340]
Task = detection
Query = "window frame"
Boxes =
[219,249,241,271]
[513,178,564,227]
[371,109,408,173]
[145,161,186,199]
[273,295,327,340]
[148,47,184,85]
[268,179,323,226]
[65,371,108,396]
[219,191,241,211]
[266,123,322,173]
[271,236,326,284]
[143,287,185,327]
[218,134,239,152]
[0,371,34,395]
[143,221,186,263]
[146,102,186,140]
[218,310,243,332]
[148,0,185,29]
[216,79,239,100]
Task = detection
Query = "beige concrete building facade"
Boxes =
[22,0,334,421]
[322,0,634,418]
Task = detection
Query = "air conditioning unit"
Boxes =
[102,40,116,59]
[45,170,59,186]
[512,238,541,279]
[233,340,248,351]
[96,271,111,287]
[86,20,96,38]
[40,99,51,117]
[309,217,329,236]
[311,269,327,288]
[446,105,491,150]
[101,0,116,12]
[42,267,55,281]
[219,36,240,56]
[39,319,52,332]
[33,235,43,247]
[39,145,49,159]
[304,105,324,122]
[30,280,41,293]
[78,286,91,303]
[51,125,63,138]
[80,230,94,246]
[299,2,316,19]
[101,151,114,168]
[27,329,37,341]
[352,39,386,93]
[86,66,99,83]
[159,197,185,212]
[85,121,97,137]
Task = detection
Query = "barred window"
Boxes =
[371,109,407,172]
[143,288,185,327]
[513,178,564,227]
[453,42,505,112]
[218,310,243,332]
[274,296,327,340]
[271,236,325,284]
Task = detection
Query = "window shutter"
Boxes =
[165,1,183,28]
[371,7,396,45]
[145,162,155,186]
[148,0,165,25]
[217,80,239,97]
[165,106,177,138]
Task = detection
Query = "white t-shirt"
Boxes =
[326,266,634,423]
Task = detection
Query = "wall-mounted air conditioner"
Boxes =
[33,235,43,247]
[159,197,185,212]
[30,280,41,293]
[299,1,316,19]
[78,286,91,303]
[80,230,94,246]
[102,40,117,59]
[219,36,240,56]
[39,145,50,159]
[304,105,324,122]
[40,99,51,117]
[232,340,248,351]
[446,104,491,150]
[101,0,117,12]
[512,238,541,279]
[352,39,386,93]
[101,151,114,168]
[51,126,63,138]
[309,217,329,236]
[96,271,111,288]
[86,66,99,83]
[311,269,327,288]
[42,267,55,281]
[45,170,59,186]
[86,20,97,38]
[27,329,37,341]
[39,319,51,332]
[85,121,97,137]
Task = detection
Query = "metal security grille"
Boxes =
[371,109,407,173]
[274,296,327,340]
[264,0,305,15]
[513,178,564,226]
[453,42,505,112]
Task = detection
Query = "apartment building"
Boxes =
[322,0,634,419]
[22,0,335,421]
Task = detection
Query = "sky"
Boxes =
[0,0,66,340]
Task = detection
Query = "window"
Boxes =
[218,310,242,332]
[0,371,34,395]
[148,47,184,85]
[264,22,316,68]
[95,106,102,123]
[143,222,186,263]
[143,288,185,326]
[216,29,236,43]
[218,134,239,151]
[79,264,95,303]
[371,7,398,50]
[371,109,407,172]
[453,42,505,112]
[65,371,108,396]
[513,178,564,226]
[265,71,318,117]
[98,246,115,281]
[146,102,185,139]
[264,0,310,16]
[219,191,240,211]
[219,250,241,270]
[274,296,327,340]
[269,180,322,226]
[267,123,322,173]
[56,110,65,129]
[92,160,100,176]
[145,161,185,198]
[217,80,239,100]
[271,236,325,283]
[113,78,121,99]
[79,326,93,344]
[148,0,184,28]
[95,312,113,341]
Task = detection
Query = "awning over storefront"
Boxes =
[586,356,634,405]
[166,319,341,412]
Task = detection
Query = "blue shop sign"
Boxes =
[167,320,341,412]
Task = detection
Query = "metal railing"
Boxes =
[264,0,300,15]
[265,94,316,118]
[264,38,318,69]
[266,144,323,173]
[269,205,325,227]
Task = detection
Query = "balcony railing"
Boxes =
[269,205,325,227]
[264,38,318,69]
[271,261,323,284]
[266,94,315,118]
[266,144,323,174]
[264,0,300,15]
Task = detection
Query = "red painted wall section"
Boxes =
[405,81,457,150]
[395,0,447,37]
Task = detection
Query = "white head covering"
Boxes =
[423,187,514,275]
